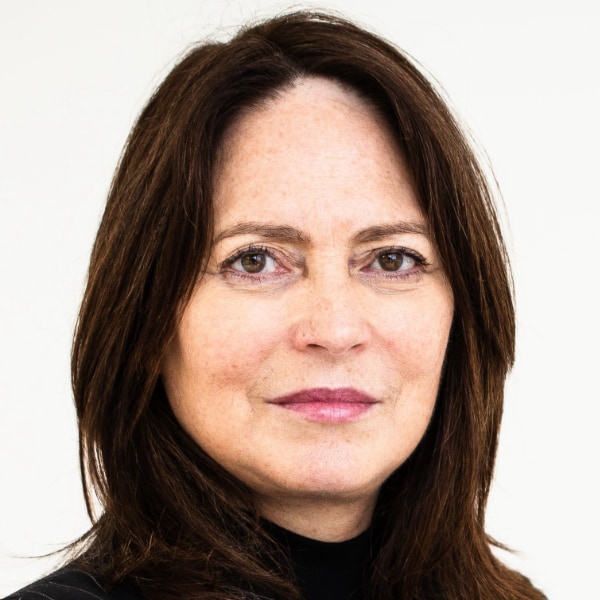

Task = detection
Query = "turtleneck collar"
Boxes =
[263,520,371,600]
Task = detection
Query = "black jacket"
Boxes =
[3,568,142,600]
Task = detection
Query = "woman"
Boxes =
[5,11,545,600]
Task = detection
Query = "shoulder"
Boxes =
[3,568,143,600]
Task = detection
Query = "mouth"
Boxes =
[268,387,379,423]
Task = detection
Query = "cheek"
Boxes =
[382,296,453,379]
[171,293,290,390]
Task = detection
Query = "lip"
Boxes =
[268,387,378,423]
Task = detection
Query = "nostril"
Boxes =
[292,312,371,356]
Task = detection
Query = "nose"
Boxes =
[291,280,372,356]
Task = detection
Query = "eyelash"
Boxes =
[220,245,428,282]
[362,246,429,279]
[220,245,283,282]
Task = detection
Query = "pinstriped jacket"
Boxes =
[3,569,142,600]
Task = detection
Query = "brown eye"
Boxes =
[378,252,405,271]
[225,247,281,278]
[240,253,266,273]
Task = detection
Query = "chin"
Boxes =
[264,456,396,501]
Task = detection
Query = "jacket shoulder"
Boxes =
[3,568,143,600]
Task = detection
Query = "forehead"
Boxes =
[218,77,399,169]
[213,77,423,231]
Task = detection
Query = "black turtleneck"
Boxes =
[265,521,371,600]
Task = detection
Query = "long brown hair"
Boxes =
[72,11,544,599]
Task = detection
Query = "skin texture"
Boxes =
[161,77,454,541]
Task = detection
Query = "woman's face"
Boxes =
[162,77,453,530]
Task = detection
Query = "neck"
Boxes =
[257,494,376,542]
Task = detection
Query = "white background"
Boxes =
[1,1,598,598]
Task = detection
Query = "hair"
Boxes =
[71,10,544,600]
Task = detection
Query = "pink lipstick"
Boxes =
[269,387,378,423]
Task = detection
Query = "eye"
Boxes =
[222,246,283,277]
[369,249,418,272]
[237,252,267,273]
[231,250,277,274]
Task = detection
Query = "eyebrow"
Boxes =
[213,220,429,245]
[213,222,312,245]
[351,222,429,244]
